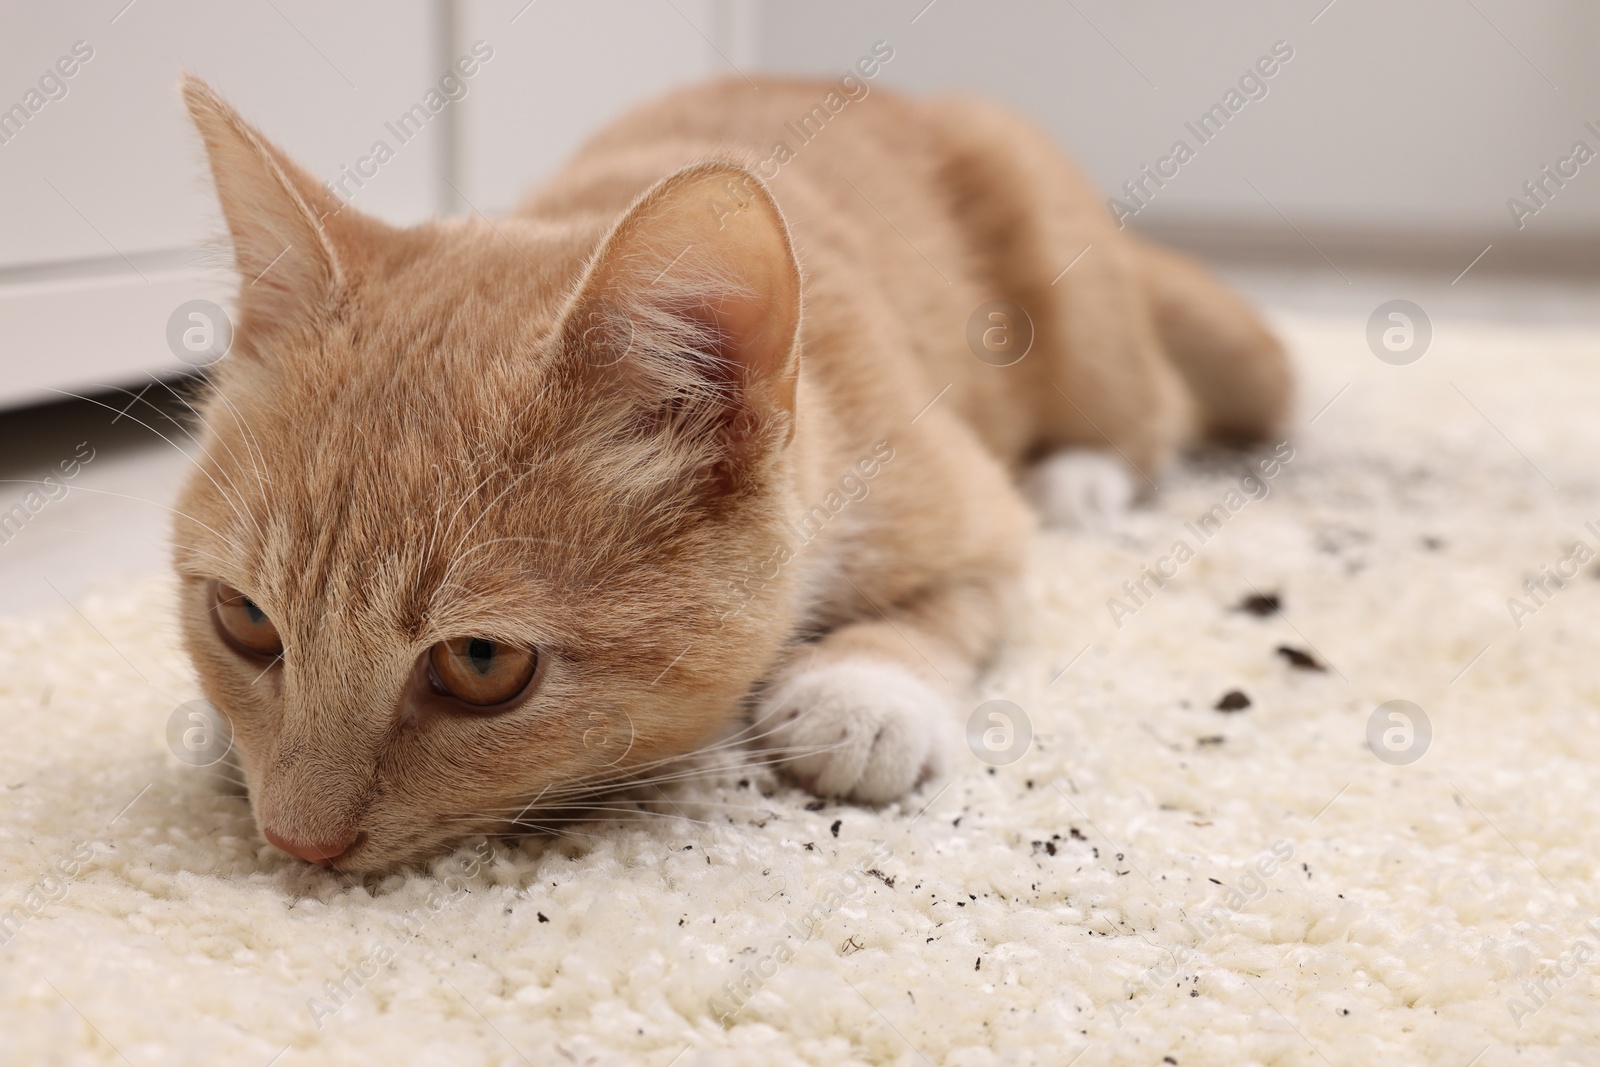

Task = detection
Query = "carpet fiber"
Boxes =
[3,311,1598,1066]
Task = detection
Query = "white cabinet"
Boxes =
[0,0,725,411]
[456,0,729,214]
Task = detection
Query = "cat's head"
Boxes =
[173,77,804,873]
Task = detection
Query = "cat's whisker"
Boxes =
[146,374,272,503]
[27,513,243,576]
[439,464,511,548]
[105,382,252,510]
[203,380,277,493]
[0,481,248,558]
[678,712,827,757]
[431,581,492,609]
[449,762,811,819]
[443,535,596,569]
[469,819,607,842]
[168,754,251,786]
[428,539,599,614]
[165,539,239,572]
[582,749,840,791]
[23,521,236,572]
[433,466,546,589]
[441,808,737,834]
[582,694,840,769]
[528,720,783,788]
[25,524,246,588]
[528,756,787,802]
[536,793,785,809]
[532,762,721,801]
[419,463,444,588]
[546,804,777,830]
[249,650,286,686]
[197,771,251,790]
[526,721,840,798]
[43,387,267,545]
[529,744,851,802]
[463,796,785,817]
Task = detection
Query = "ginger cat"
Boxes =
[174,72,1289,874]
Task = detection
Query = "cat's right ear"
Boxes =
[558,161,803,456]
[181,75,346,334]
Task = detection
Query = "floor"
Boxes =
[7,264,1599,1064]
[0,382,198,615]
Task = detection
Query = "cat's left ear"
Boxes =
[560,161,802,448]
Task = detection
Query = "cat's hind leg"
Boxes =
[1021,449,1135,530]
[1133,238,1293,444]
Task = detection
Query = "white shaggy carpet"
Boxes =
[4,308,1599,1066]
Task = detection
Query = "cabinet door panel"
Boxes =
[456,0,722,214]
[0,0,437,269]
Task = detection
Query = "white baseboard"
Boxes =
[0,253,232,412]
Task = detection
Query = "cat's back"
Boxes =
[517,77,1112,466]
[520,76,941,212]
[516,75,1089,273]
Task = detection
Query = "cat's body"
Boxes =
[175,74,1288,873]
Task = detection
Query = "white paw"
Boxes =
[1023,450,1134,530]
[755,659,949,804]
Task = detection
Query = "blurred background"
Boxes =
[2,0,1597,608]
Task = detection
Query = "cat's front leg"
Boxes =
[754,562,1022,804]
[756,644,951,803]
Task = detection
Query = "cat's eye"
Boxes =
[213,582,284,657]
[428,638,538,707]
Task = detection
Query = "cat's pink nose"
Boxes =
[263,826,357,865]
